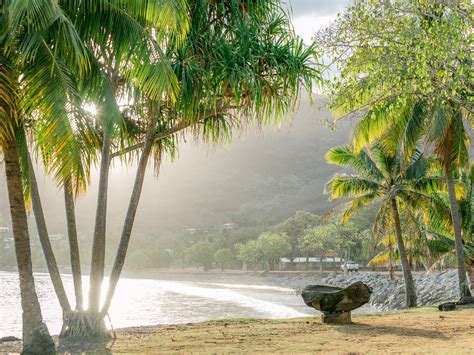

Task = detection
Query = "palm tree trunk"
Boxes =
[3,142,55,354]
[101,112,159,315]
[445,170,472,301]
[391,198,417,308]
[28,154,71,314]
[319,253,324,274]
[88,124,112,312]
[388,239,395,280]
[64,179,84,310]
[467,264,474,296]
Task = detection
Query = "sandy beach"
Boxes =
[1,304,473,354]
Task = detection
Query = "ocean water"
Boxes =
[0,271,315,337]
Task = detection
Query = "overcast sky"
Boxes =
[287,0,350,43]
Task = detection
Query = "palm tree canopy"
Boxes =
[325,142,461,241]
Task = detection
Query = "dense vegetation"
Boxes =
[0,0,472,353]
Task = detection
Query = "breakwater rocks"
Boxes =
[262,270,461,311]
[317,270,460,311]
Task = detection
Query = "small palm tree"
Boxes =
[325,142,447,308]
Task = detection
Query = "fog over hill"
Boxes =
[0,97,359,241]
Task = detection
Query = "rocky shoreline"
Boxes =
[258,270,460,311]
[316,270,461,311]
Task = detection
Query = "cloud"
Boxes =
[285,0,350,44]
[284,0,349,18]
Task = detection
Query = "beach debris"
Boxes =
[438,303,456,311]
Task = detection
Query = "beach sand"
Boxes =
[1,304,473,354]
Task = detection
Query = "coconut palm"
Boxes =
[423,163,474,294]
[352,99,473,301]
[20,0,318,342]
[0,1,92,351]
[1,0,187,346]
[325,142,449,307]
[100,0,319,318]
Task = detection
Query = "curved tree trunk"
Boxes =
[391,198,417,308]
[28,154,71,314]
[446,170,472,301]
[101,111,159,316]
[88,124,111,312]
[4,142,55,354]
[64,179,84,310]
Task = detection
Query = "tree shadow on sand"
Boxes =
[334,322,449,340]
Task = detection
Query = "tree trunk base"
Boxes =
[60,311,111,340]
[467,267,474,297]
[22,322,55,355]
[457,296,474,305]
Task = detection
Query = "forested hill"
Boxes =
[0,96,359,237]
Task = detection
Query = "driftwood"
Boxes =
[301,281,372,324]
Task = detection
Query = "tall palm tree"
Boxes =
[423,163,474,294]
[1,1,91,351]
[2,0,187,345]
[100,0,319,318]
[352,100,473,301]
[325,142,447,308]
[24,0,318,342]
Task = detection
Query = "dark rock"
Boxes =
[438,303,456,311]
[301,281,372,314]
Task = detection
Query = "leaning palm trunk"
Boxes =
[64,179,84,310]
[101,112,159,316]
[391,198,417,308]
[28,154,72,314]
[88,124,112,313]
[445,170,472,301]
[4,142,55,354]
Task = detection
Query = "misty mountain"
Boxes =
[0,96,358,241]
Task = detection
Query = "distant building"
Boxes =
[184,228,197,235]
[0,227,10,235]
[279,256,343,271]
[223,223,238,231]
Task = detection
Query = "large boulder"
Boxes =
[302,281,372,314]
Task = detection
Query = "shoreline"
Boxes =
[1,305,473,354]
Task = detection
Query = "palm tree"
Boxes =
[352,100,473,302]
[2,0,187,344]
[1,1,90,351]
[423,163,474,295]
[325,142,447,308]
[23,0,318,342]
[100,0,319,317]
